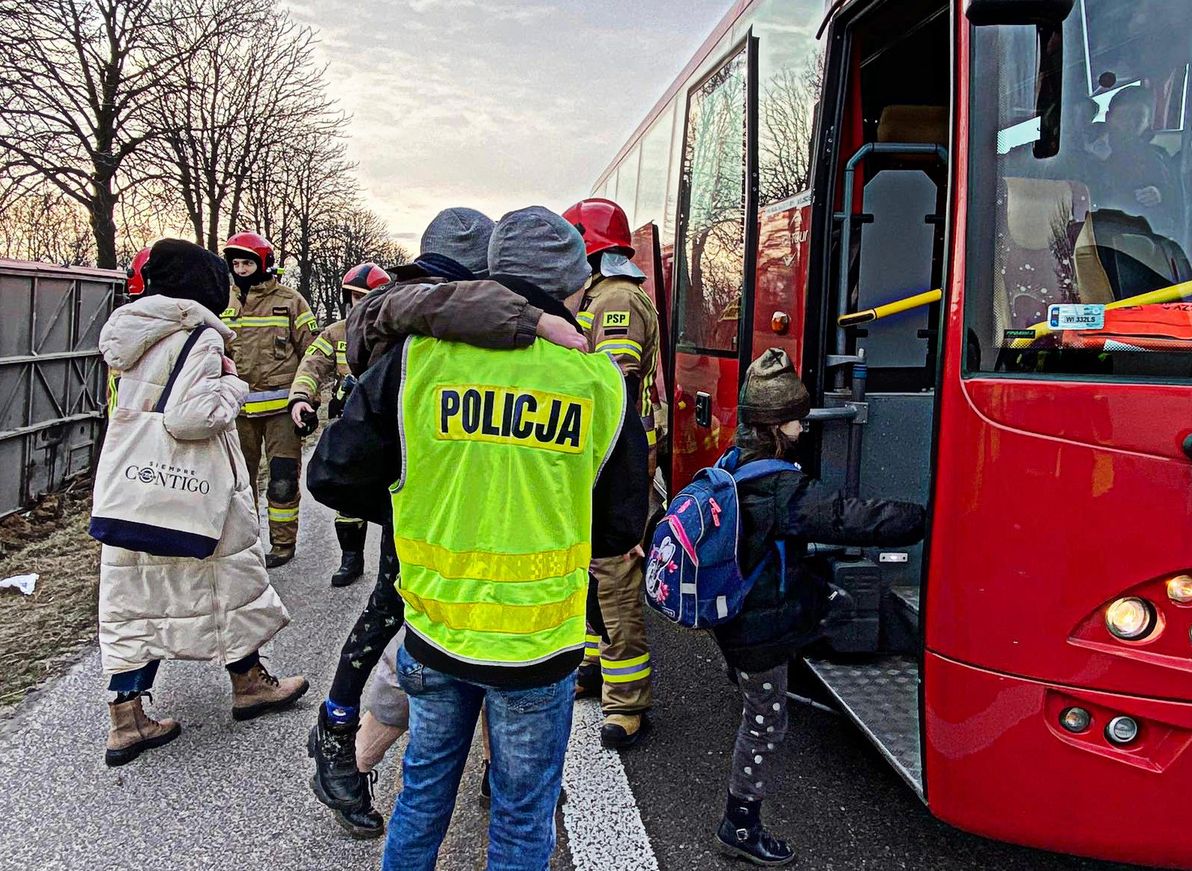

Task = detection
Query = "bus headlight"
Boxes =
[1104,597,1155,640]
[1105,716,1139,745]
[1166,575,1192,605]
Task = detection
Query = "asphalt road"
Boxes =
[0,472,1157,871]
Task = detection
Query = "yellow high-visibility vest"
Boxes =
[391,336,626,670]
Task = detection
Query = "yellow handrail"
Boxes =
[1007,280,1192,349]
[838,289,942,327]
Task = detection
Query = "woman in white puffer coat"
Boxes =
[95,239,307,767]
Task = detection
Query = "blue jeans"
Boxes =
[382,644,576,871]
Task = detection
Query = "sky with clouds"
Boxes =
[282,0,730,246]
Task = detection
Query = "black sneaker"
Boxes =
[332,771,385,839]
[307,707,367,811]
[714,817,796,867]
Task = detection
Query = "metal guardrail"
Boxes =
[0,260,121,517]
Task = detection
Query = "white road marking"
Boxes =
[562,699,660,871]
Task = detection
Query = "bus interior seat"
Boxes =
[1074,209,1192,302]
[876,104,948,146]
[994,177,1090,333]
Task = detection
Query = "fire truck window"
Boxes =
[967,0,1192,379]
[674,48,748,355]
[755,0,823,206]
[615,146,641,228]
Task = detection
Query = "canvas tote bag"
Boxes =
[90,326,237,558]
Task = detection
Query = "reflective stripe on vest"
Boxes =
[391,336,626,669]
[243,388,290,416]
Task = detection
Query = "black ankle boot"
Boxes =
[307,706,367,811]
[331,522,367,587]
[331,550,365,587]
[332,771,385,839]
[715,794,796,867]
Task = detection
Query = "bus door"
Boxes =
[630,222,672,486]
[798,0,952,799]
[670,37,760,486]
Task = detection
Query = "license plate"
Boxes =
[1048,304,1105,331]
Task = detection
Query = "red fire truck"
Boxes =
[596,0,1192,866]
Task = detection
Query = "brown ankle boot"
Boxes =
[355,711,406,773]
[105,696,181,767]
[230,663,309,721]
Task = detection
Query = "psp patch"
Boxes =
[436,385,592,454]
[602,310,630,328]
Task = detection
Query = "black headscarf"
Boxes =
[141,238,231,317]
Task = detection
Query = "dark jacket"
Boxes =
[308,275,650,687]
[713,464,925,672]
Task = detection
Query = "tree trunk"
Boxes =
[90,174,118,269]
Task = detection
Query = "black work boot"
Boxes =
[715,794,796,866]
[331,521,367,588]
[332,771,385,839]
[307,706,367,812]
[600,712,652,750]
[574,662,602,699]
[265,546,294,569]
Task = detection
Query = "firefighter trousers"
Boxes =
[585,552,652,714]
[236,413,302,550]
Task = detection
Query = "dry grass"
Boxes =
[0,489,100,708]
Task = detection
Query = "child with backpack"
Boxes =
[647,349,924,866]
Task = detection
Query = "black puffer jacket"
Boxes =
[712,464,926,672]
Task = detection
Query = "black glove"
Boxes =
[290,402,319,438]
[328,374,358,419]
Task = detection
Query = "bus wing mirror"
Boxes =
[966,2,1070,160]
[964,0,1073,26]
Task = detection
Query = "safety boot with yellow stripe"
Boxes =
[600,713,651,750]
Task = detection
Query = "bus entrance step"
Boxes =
[891,585,919,616]
[804,656,923,799]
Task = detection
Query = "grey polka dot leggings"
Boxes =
[729,663,789,802]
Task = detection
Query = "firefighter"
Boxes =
[221,231,319,568]
[288,261,391,587]
[563,197,661,750]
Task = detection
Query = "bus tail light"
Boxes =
[1105,597,1157,641]
[1166,575,1192,605]
[1059,707,1091,733]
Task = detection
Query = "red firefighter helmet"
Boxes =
[341,262,390,294]
[126,246,151,296]
[563,198,634,257]
[223,231,275,272]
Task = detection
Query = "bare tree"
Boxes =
[306,207,411,322]
[0,0,231,267]
[759,52,824,205]
[0,183,95,264]
[151,0,339,251]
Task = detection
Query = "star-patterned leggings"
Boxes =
[328,529,403,707]
[729,663,789,802]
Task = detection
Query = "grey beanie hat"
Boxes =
[419,207,495,276]
[487,206,591,300]
[739,348,811,425]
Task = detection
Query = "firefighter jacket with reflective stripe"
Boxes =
[220,278,318,416]
[391,336,627,688]
[579,275,660,448]
[289,318,348,408]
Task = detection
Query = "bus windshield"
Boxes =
[966,0,1192,378]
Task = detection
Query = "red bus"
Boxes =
[595,0,1192,866]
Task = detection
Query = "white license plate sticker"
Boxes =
[880,552,909,564]
[1048,304,1105,331]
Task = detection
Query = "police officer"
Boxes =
[563,197,661,749]
[221,232,319,568]
[288,262,391,586]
